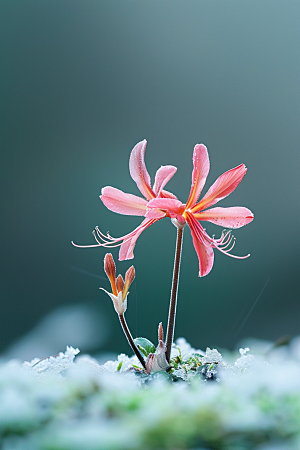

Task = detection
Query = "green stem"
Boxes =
[165,225,184,363]
[119,313,146,370]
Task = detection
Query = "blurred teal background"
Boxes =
[1,1,300,359]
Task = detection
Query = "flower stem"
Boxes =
[165,225,184,363]
[118,313,146,370]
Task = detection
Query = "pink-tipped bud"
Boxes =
[104,253,116,278]
[103,253,117,295]
[125,266,135,286]
[116,274,124,293]
[158,322,164,342]
[122,265,135,301]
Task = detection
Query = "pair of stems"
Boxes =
[121,224,184,369]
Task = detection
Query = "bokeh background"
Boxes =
[1,0,300,360]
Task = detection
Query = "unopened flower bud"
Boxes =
[100,259,135,316]
[158,322,163,342]
[125,265,135,284]
[116,274,124,293]
[145,322,170,374]
[122,266,135,301]
[104,253,117,295]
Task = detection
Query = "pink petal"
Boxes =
[145,209,166,219]
[192,164,247,212]
[193,207,254,228]
[119,218,158,260]
[100,186,148,216]
[160,189,178,199]
[186,144,210,209]
[129,140,155,200]
[147,198,185,221]
[147,198,184,212]
[186,212,214,277]
[153,165,177,196]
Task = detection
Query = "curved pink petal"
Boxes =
[145,209,166,219]
[153,165,177,197]
[186,144,210,209]
[147,198,185,221]
[119,218,159,260]
[100,186,148,216]
[191,164,247,212]
[129,140,155,200]
[186,212,214,277]
[160,189,178,200]
[193,207,254,228]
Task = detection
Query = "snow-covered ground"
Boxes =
[1,337,300,450]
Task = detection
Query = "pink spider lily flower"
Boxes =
[145,144,254,276]
[74,141,253,277]
[73,139,177,260]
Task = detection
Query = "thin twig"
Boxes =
[165,225,184,363]
[119,313,146,369]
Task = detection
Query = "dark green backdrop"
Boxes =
[1,1,300,359]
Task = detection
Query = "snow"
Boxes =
[1,338,300,449]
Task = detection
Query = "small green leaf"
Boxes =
[137,344,149,358]
[134,337,156,356]
[131,364,143,370]
[176,346,182,361]
[117,361,123,371]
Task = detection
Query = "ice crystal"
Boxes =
[23,346,80,377]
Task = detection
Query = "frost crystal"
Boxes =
[234,348,256,372]
[239,347,250,356]
[201,348,224,365]
[23,346,80,377]
[173,337,204,358]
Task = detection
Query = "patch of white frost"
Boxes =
[23,346,80,377]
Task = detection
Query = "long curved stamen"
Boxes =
[93,228,127,246]
[95,227,136,244]
[219,237,236,252]
[215,244,249,259]
[94,227,115,241]
[71,241,105,249]
[93,230,105,245]
[217,233,234,250]
[216,230,232,246]
[72,219,159,250]
[214,233,249,258]
[72,231,134,250]
[200,227,233,249]
[93,230,119,247]
[93,233,134,249]
[191,218,250,259]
